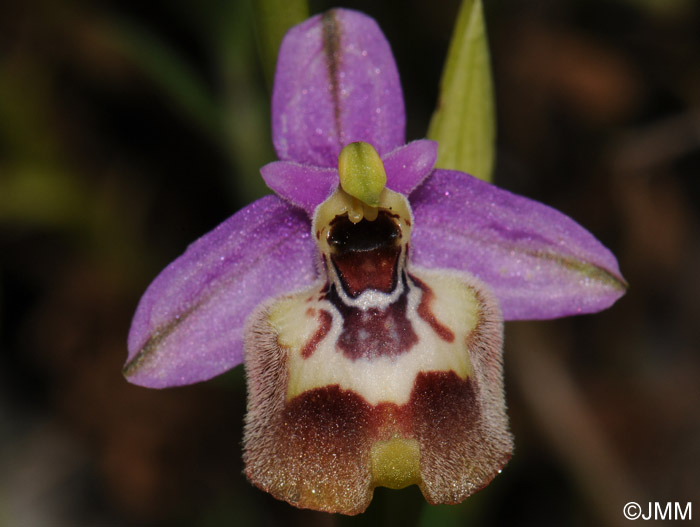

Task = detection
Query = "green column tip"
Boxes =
[338,142,387,207]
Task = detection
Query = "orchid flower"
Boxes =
[124,9,626,515]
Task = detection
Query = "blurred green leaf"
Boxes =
[419,503,465,527]
[616,0,693,16]
[418,487,488,527]
[252,0,309,87]
[427,0,495,182]
[110,18,221,139]
[0,165,89,228]
[0,68,60,164]
[212,0,277,203]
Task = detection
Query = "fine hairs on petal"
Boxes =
[242,299,294,496]
[241,263,512,514]
[410,267,512,503]
[243,293,374,515]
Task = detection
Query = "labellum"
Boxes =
[243,143,512,515]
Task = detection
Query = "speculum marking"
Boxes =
[324,282,418,361]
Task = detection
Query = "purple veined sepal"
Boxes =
[272,8,406,167]
[260,139,438,216]
[409,169,627,320]
[124,195,318,388]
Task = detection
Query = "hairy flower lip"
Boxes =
[243,254,511,514]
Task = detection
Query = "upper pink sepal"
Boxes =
[272,9,405,167]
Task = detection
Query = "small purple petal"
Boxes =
[410,170,626,320]
[125,196,318,388]
[272,9,405,167]
[260,161,337,216]
[384,140,438,196]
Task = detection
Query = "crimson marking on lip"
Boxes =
[301,309,333,359]
[411,275,455,343]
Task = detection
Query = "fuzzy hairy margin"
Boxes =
[241,268,513,512]
[412,267,513,503]
[242,300,290,489]
[242,295,375,515]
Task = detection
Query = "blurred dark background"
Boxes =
[1,0,699,525]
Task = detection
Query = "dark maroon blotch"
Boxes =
[327,212,402,297]
[324,280,418,361]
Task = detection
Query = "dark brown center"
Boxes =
[327,212,402,297]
